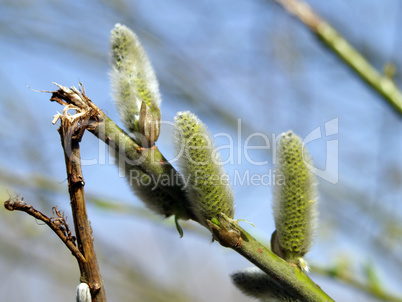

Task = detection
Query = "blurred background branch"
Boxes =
[273,0,402,114]
[311,262,402,302]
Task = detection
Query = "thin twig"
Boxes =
[4,196,85,262]
[273,0,402,115]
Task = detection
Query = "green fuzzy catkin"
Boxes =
[231,267,302,302]
[109,24,161,146]
[111,147,188,236]
[272,131,318,267]
[174,111,234,228]
[125,167,176,217]
[113,151,184,219]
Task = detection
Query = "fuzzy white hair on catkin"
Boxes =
[109,23,161,133]
[231,267,294,301]
[110,71,141,129]
[109,146,177,217]
[76,283,91,302]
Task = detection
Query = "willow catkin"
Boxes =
[109,23,161,146]
[174,111,234,228]
[109,24,187,235]
[272,131,318,270]
[76,283,91,302]
[231,267,302,302]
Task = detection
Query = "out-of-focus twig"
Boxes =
[273,0,402,115]
[311,264,402,302]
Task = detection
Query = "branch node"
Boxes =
[207,213,242,248]
[3,195,85,262]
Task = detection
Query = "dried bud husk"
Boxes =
[139,101,161,147]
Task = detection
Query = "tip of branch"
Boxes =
[4,195,25,211]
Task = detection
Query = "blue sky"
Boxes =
[1,1,402,301]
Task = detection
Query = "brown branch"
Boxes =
[57,86,106,301]
[4,196,85,263]
[5,83,107,301]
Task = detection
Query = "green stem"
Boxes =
[210,213,334,302]
[236,230,333,301]
[274,0,402,115]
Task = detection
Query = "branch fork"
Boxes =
[4,196,84,263]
